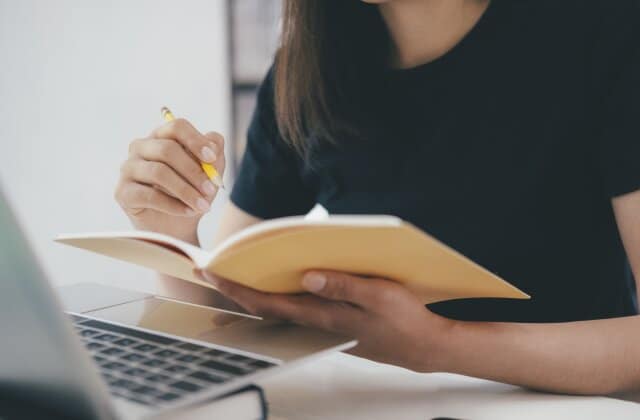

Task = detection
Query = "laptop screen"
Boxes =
[0,187,112,419]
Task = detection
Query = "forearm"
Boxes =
[438,315,640,395]
[156,228,198,288]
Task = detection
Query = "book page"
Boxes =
[207,223,529,304]
[209,214,403,264]
[55,232,214,287]
[57,231,212,267]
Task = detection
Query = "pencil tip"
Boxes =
[213,175,226,191]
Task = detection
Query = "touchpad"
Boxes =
[57,283,151,313]
[86,297,353,362]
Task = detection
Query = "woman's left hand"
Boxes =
[196,270,455,372]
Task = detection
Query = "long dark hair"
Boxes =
[274,0,392,153]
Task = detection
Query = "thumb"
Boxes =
[201,131,226,187]
[301,271,380,308]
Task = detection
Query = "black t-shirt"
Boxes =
[231,0,640,323]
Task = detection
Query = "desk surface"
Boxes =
[258,353,640,420]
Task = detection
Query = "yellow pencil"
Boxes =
[160,106,224,189]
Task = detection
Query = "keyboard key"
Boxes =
[82,320,177,345]
[250,360,277,369]
[112,391,151,406]
[176,354,202,364]
[225,354,253,363]
[92,355,107,364]
[114,338,138,347]
[123,368,149,377]
[142,359,167,368]
[203,349,228,357]
[110,390,149,406]
[94,333,120,342]
[175,342,206,352]
[109,378,138,390]
[163,365,191,374]
[131,385,159,396]
[200,360,247,376]
[121,353,147,363]
[238,364,259,374]
[154,349,180,358]
[134,344,159,353]
[156,392,181,402]
[187,371,227,384]
[86,342,106,351]
[102,361,128,371]
[126,396,151,406]
[100,347,126,356]
[145,373,172,383]
[101,372,116,382]
[79,329,100,337]
[169,381,202,393]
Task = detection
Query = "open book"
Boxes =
[56,208,529,304]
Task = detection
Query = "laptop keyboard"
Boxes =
[70,314,276,407]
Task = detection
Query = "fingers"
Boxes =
[115,182,195,217]
[118,119,225,221]
[301,271,409,311]
[120,159,210,213]
[151,118,221,166]
[129,138,217,198]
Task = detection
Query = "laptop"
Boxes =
[0,188,356,419]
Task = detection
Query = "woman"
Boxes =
[115,0,640,394]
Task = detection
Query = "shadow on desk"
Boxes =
[258,353,640,420]
[613,390,640,404]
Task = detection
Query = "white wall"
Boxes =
[0,0,231,292]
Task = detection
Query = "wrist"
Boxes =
[415,314,467,373]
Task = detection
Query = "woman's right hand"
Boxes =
[115,118,226,245]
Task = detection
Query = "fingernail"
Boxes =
[202,146,217,162]
[202,180,217,196]
[196,198,210,212]
[302,273,326,292]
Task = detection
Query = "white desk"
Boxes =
[258,353,640,420]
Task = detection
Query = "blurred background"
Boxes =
[0,0,281,292]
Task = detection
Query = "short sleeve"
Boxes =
[595,2,640,198]
[230,69,315,218]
